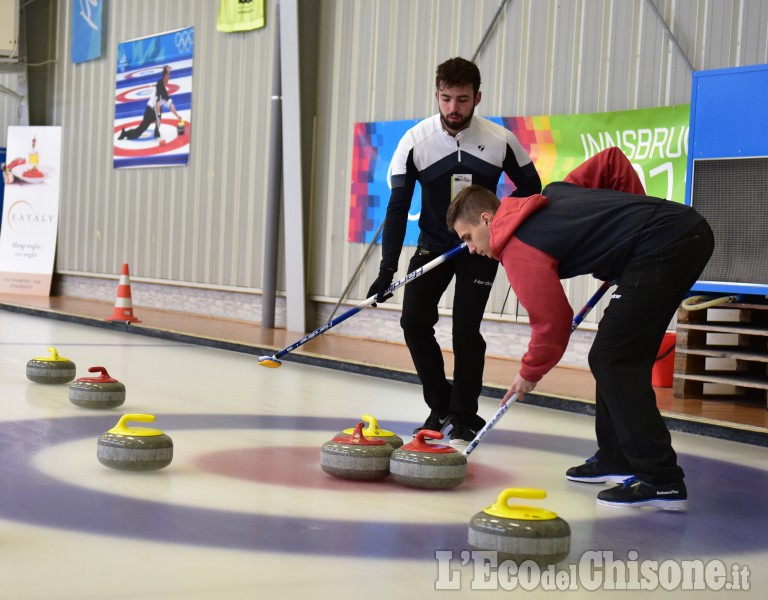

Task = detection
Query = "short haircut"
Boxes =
[162,65,171,75]
[446,185,500,231]
[435,57,481,95]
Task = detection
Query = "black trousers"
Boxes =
[124,107,158,140]
[588,220,715,484]
[401,246,497,426]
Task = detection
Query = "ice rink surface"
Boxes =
[1,311,766,599]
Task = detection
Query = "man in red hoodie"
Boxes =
[446,148,714,510]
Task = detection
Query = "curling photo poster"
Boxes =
[113,27,194,169]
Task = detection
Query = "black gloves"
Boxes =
[367,268,396,305]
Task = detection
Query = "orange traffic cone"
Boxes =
[106,263,141,323]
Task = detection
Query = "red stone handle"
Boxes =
[78,366,118,383]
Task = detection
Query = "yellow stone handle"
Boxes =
[33,347,70,362]
[362,414,398,437]
[484,488,558,521]
[361,414,383,435]
[343,414,397,438]
[498,488,547,502]
[108,414,164,437]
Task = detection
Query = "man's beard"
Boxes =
[440,107,474,132]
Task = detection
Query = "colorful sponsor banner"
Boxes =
[217,0,266,32]
[71,0,104,63]
[0,127,62,295]
[113,27,194,169]
[348,105,690,245]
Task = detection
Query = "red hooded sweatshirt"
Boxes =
[489,148,651,382]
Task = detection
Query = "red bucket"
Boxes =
[652,332,676,387]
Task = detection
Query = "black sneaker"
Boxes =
[413,411,451,436]
[118,128,126,140]
[596,476,688,510]
[447,415,486,448]
[448,423,477,448]
[566,455,634,484]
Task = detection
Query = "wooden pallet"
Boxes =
[673,302,768,405]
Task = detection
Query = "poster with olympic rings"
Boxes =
[113,27,194,169]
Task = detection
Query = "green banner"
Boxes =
[511,104,690,202]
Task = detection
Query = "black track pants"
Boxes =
[401,247,497,425]
[588,220,715,483]
[124,107,158,140]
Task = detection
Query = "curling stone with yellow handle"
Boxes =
[321,422,393,480]
[340,414,404,449]
[468,488,571,564]
[389,430,467,489]
[26,347,76,384]
[69,366,126,409]
[97,414,173,471]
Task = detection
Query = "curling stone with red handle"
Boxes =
[339,414,404,449]
[468,488,571,564]
[69,366,126,409]
[97,414,173,471]
[26,347,76,384]
[389,430,467,489]
[321,422,393,480]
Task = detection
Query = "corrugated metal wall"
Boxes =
[46,0,768,328]
[309,0,768,324]
[53,0,277,289]
[0,70,27,146]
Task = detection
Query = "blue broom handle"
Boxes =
[572,280,612,332]
[273,243,468,360]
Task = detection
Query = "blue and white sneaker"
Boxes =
[566,455,634,484]
[596,476,688,510]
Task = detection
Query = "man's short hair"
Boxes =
[162,65,171,75]
[447,185,500,231]
[435,57,481,95]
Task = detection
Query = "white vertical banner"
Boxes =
[0,126,62,295]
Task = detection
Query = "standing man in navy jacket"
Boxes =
[367,57,541,446]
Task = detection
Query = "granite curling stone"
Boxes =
[69,366,126,409]
[340,414,404,449]
[97,414,173,471]
[468,488,571,565]
[321,422,393,480]
[389,430,467,489]
[26,347,76,384]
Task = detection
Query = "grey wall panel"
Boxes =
[53,0,275,290]
[703,1,733,69]
[549,2,579,115]
[0,76,14,147]
[309,0,768,331]
[740,0,768,65]
[41,0,768,334]
[0,71,25,146]
[605,2,635,110]
[522,0,554,115]
[578,1,608,113]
